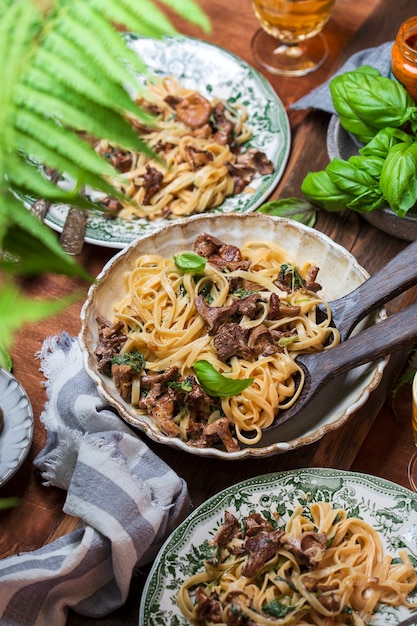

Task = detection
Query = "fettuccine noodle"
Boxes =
[95,76,272,220]
[177,502,417,625]
[103,237,339,449]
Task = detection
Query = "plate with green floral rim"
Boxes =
[41,34,290,249]
[139,468,417,625]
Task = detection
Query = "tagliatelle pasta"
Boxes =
[177,501,417,625]
[95,76,274,220]
[94,235,339,452]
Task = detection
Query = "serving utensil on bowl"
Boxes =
[29,172,87,255]
[326,238,417,342]
[278,302,417,426]
[59,206,87,255]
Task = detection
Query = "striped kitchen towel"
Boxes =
[0,332,190,626]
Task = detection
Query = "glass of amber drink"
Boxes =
[408,373,417,491]
[251,0,336,76]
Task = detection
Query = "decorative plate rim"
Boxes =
[41,34,291,249]
[139,468,417,626]
[0,368,34,486]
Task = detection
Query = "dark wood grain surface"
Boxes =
[2,0,417,624]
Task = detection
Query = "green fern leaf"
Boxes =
[15,83,155,157]
[22,61,153,127]
[0,279,78,353]
[87,0,178,38]
[12,135,125,201]
[52,7,146,90]
[0,2,40,167]
[158,0,211,32]
[1,194,91,279]
[16,108,118,175]
[7,155,108,209]
[29,48,143,119]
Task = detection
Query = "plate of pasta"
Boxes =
[80,212,387,459]
[139,468,417,625]
[43,34,290,249]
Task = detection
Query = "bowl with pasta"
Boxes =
[79,212,387,459]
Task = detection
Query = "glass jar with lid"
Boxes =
[391,16,417,104]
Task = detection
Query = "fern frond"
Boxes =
[13,134,124,201]
[29,48,144,119]
[16,108,117,175]
[0,2,41,175]
[15,83,155,157]
[87,0,177,38]
[158,0,211,32]
[1,201,91,280]
[52,5,147,89]
[7,155,107,209]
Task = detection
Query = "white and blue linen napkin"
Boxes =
[0,332,190,626]
[291,41,393,113]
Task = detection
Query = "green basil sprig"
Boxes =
[301,67,417,218]
[380,142,417,216]
[173,251,207,273]
[301,155,384,214]
[330,66,417,143]
[193,360,254,397]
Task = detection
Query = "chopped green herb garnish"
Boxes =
[111,351,145,373]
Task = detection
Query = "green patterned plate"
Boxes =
[139,468,417,625]
[43,35,290,249]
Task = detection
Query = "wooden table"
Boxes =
[2,0,417,623]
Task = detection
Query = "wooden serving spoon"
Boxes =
[277,301,417,426]
[323,238,417,342]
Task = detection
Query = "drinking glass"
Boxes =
[408,372,417,491]
[251,0,337,77]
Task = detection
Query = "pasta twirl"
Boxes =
[94,234,339,452]
[177,502,417,625]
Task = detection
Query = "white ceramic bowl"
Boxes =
[79,213,387,459]
[326,115,417,241]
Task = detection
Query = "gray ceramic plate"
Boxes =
[326,115,417,241]
[80,213,387,460]
[41,35,290,249]
[139,468,417,625]
[0,369,34,486]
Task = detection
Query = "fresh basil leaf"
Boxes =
[301,170,354,212]
[347,155,385,181]
[330,67,417,143]
[257,197,316,227]
[359,127,413,159]
[380,142,417,216]
[174,251,207,273]
[326,158,378,195]
[193,360,254,397]
[346,188,384,213]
